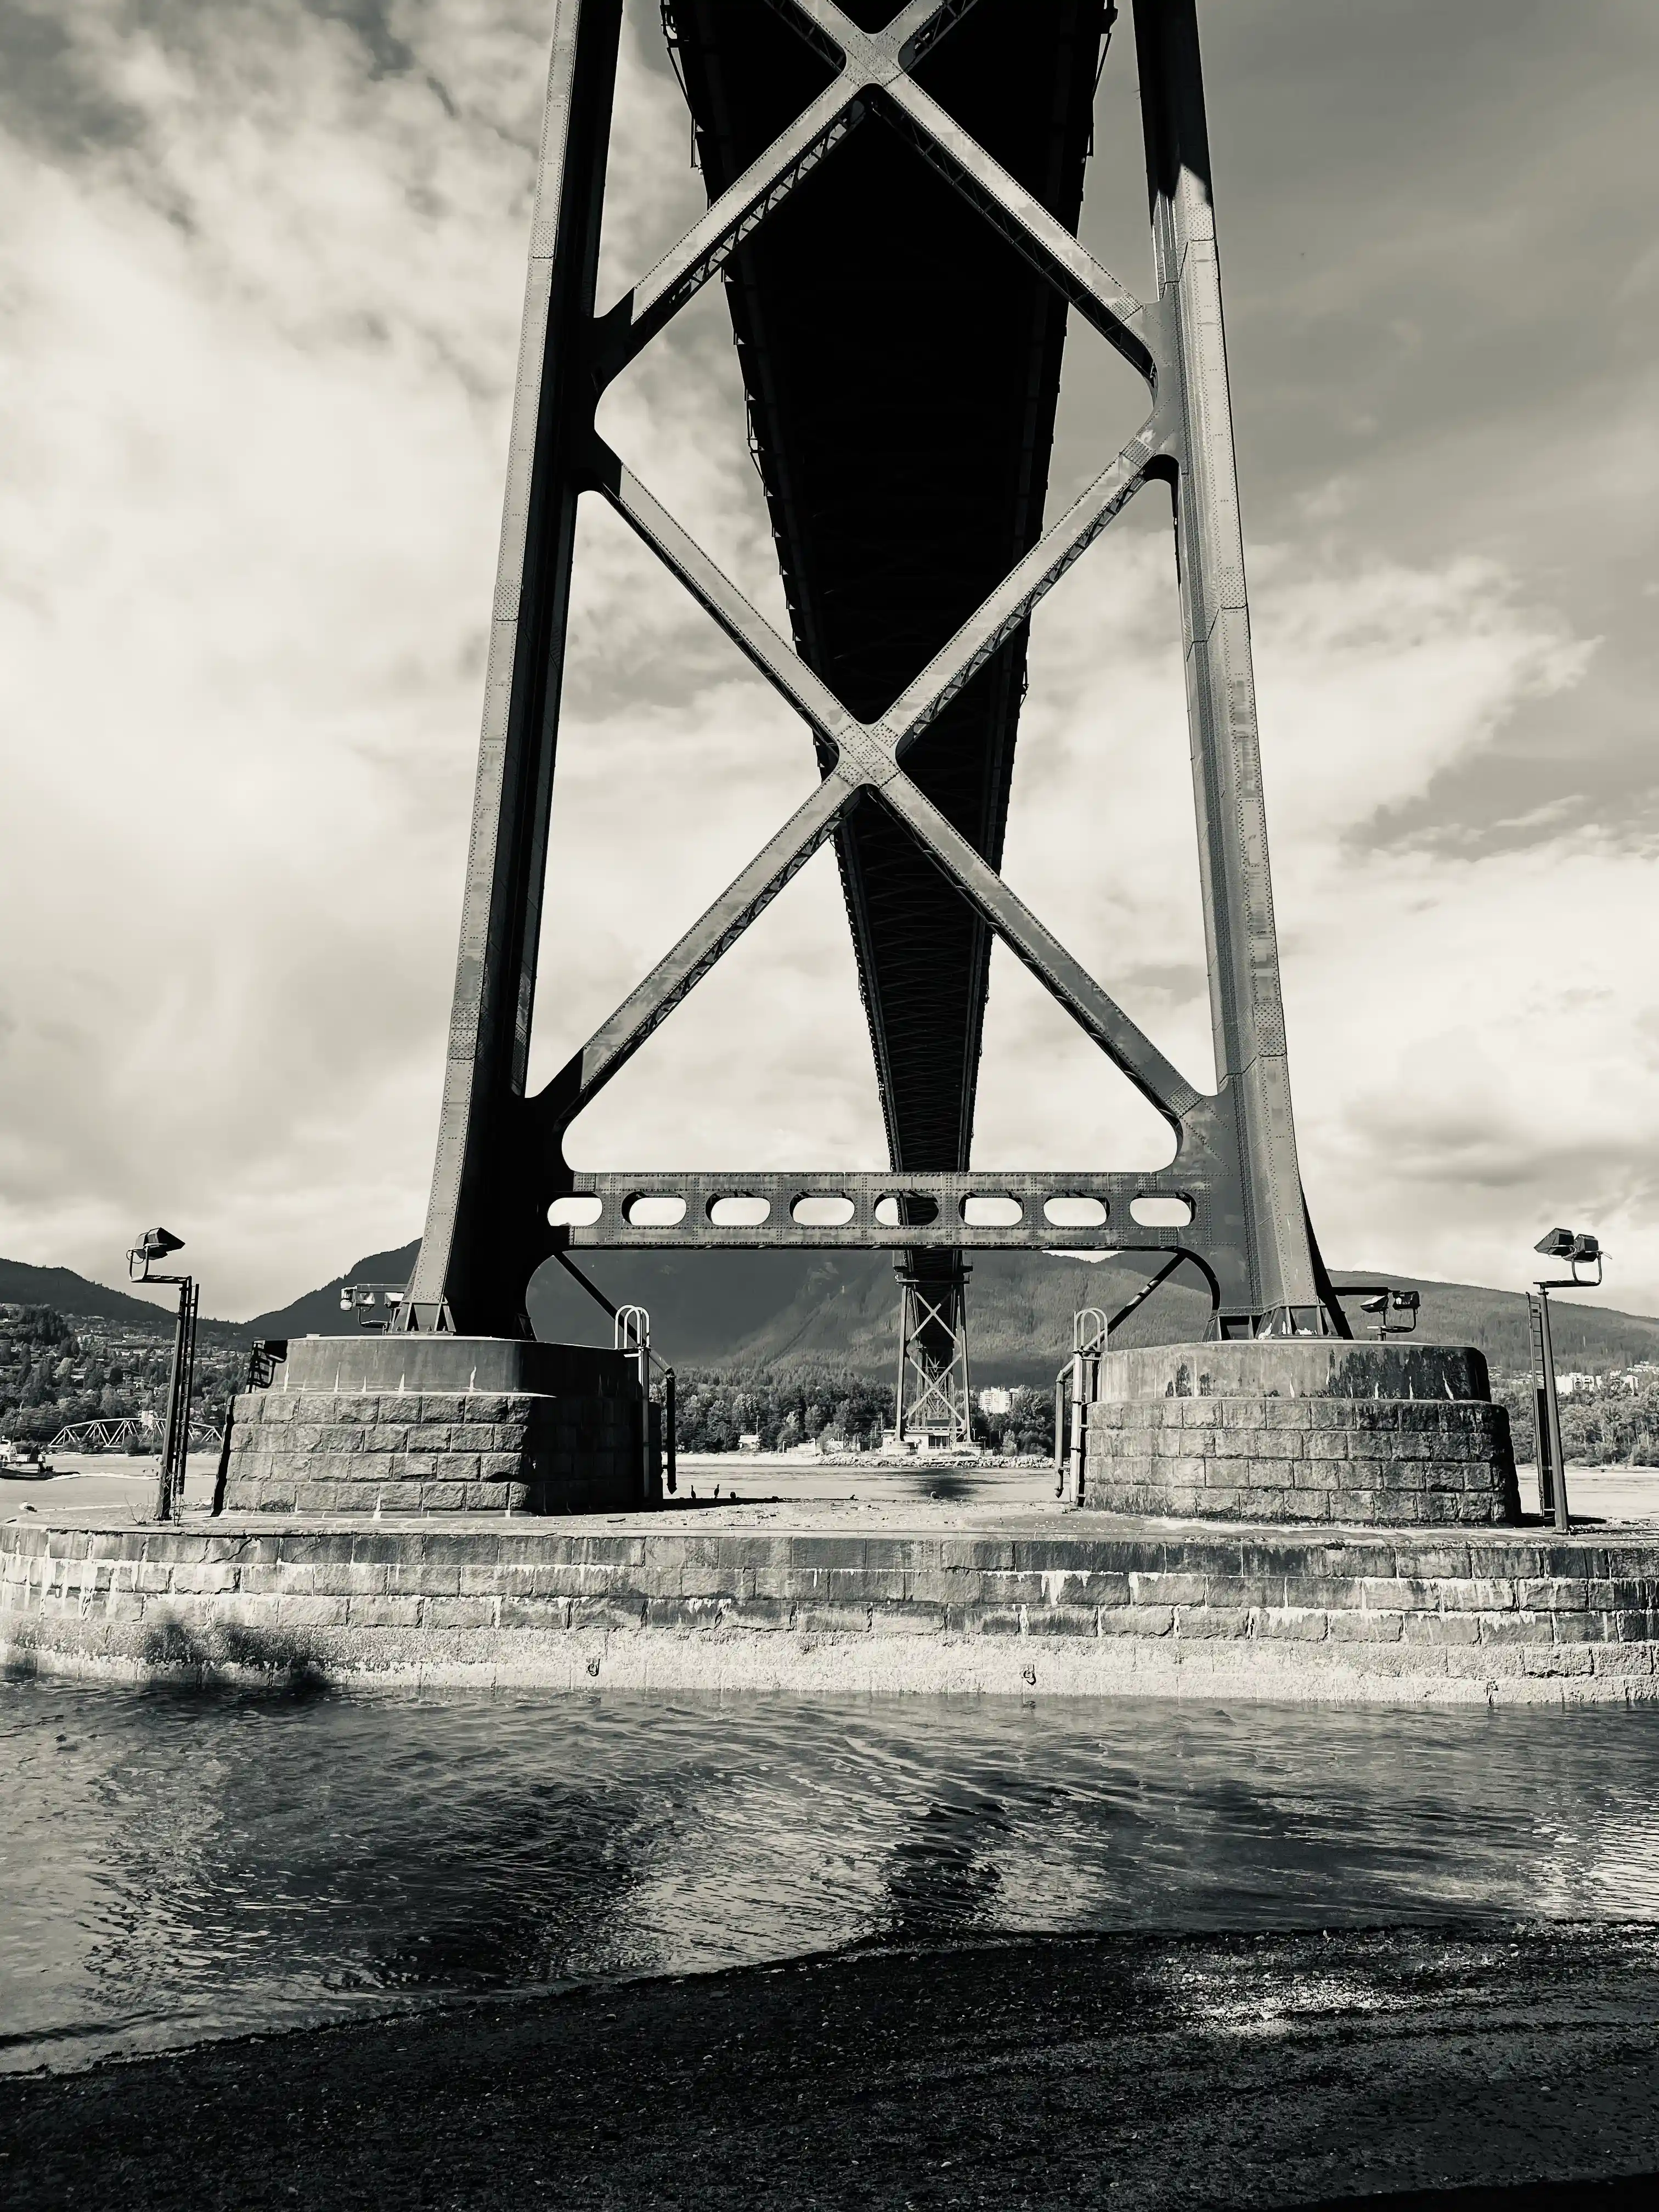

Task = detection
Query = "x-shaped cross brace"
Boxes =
[547,0,1201,1142]
[406,0,1329,1337]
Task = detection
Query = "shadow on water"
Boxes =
[7,1684,1659,2073]
[912,1473,977,1501]
[881,1793,1013,1937]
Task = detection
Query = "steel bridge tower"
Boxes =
[398,0,1348,1374]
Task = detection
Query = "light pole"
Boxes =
[1528,1228,1604,1534]
[129,1228,198,1525]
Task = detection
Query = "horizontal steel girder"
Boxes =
[555,1170,1211,1256]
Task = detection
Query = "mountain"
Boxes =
[0,1256,243,1342]
[18,1236,1650,1381]
[1304,1268,1659,1376]
[245,1243,1659,1385]
[245,1243,426,1343]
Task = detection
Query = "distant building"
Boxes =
[737,1432,760,1452]
[977,1387,1013,1417]
[881,1428,967,1455]
[1556,1372,1598,1397]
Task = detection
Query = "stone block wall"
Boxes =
[5,1519,1658,1703]
[1084,1396,1520,1526]
[222,1387,652,1515]
[1081,1340,1520,1527]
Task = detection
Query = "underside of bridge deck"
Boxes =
[663,0,1105,1181]
[659,2,1110,1430]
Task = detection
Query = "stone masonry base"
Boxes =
[5,1517,1656,1705]
[1084,1342,1521,1527]
[219,1335,656,1516]
[223,1387,647,1516]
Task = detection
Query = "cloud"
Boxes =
[1252,557,1656,1307]
[967,510,1659,1310]
[0,0,1655,1329]
[0,0,542,1308]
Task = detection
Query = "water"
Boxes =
[4,1679,1659,2075]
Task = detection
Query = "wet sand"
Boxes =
[3,1924,1657,2209]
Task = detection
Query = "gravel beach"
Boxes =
[4,1923,1658,2209]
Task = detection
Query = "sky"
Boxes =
[0,0,1656,1324]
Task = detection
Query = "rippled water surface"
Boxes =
[5,1680,1659,2073]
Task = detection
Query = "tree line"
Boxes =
[0,1304,244,1447]
[1489,1372,1659,1468]
[668,1368,1056,1455]
[671,1366,1659,1465]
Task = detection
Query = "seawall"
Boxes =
[5,1513,1659,1705]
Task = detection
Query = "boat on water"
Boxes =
[0,1442,55,1480]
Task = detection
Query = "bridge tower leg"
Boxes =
[1133,0,1322,1339]
[401,0,625,1339]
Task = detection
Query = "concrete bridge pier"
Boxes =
[221,1337,658,1517]
[1082,1342,1521,1527]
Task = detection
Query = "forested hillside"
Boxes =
[245,1243,1659,1385]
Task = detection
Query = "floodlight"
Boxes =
[1359,1295,1386,1314]
[122,1228,197,1521]
[1391,1291,1421,1312]
[1528,1227,1605,1538]
[129,1227,186,1280]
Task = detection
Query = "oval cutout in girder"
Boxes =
[874,1193,940,1228]
[1043,1195,1108,1229]
[962,1194,1023,1227]
[1130,1194,1194,1228]
[548,1195,602,1227]
[708,1194,771,1227]
[624,1193,687,1227]
[792,1194,855,1227]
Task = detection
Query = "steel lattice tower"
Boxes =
[398,0,1348,1362]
